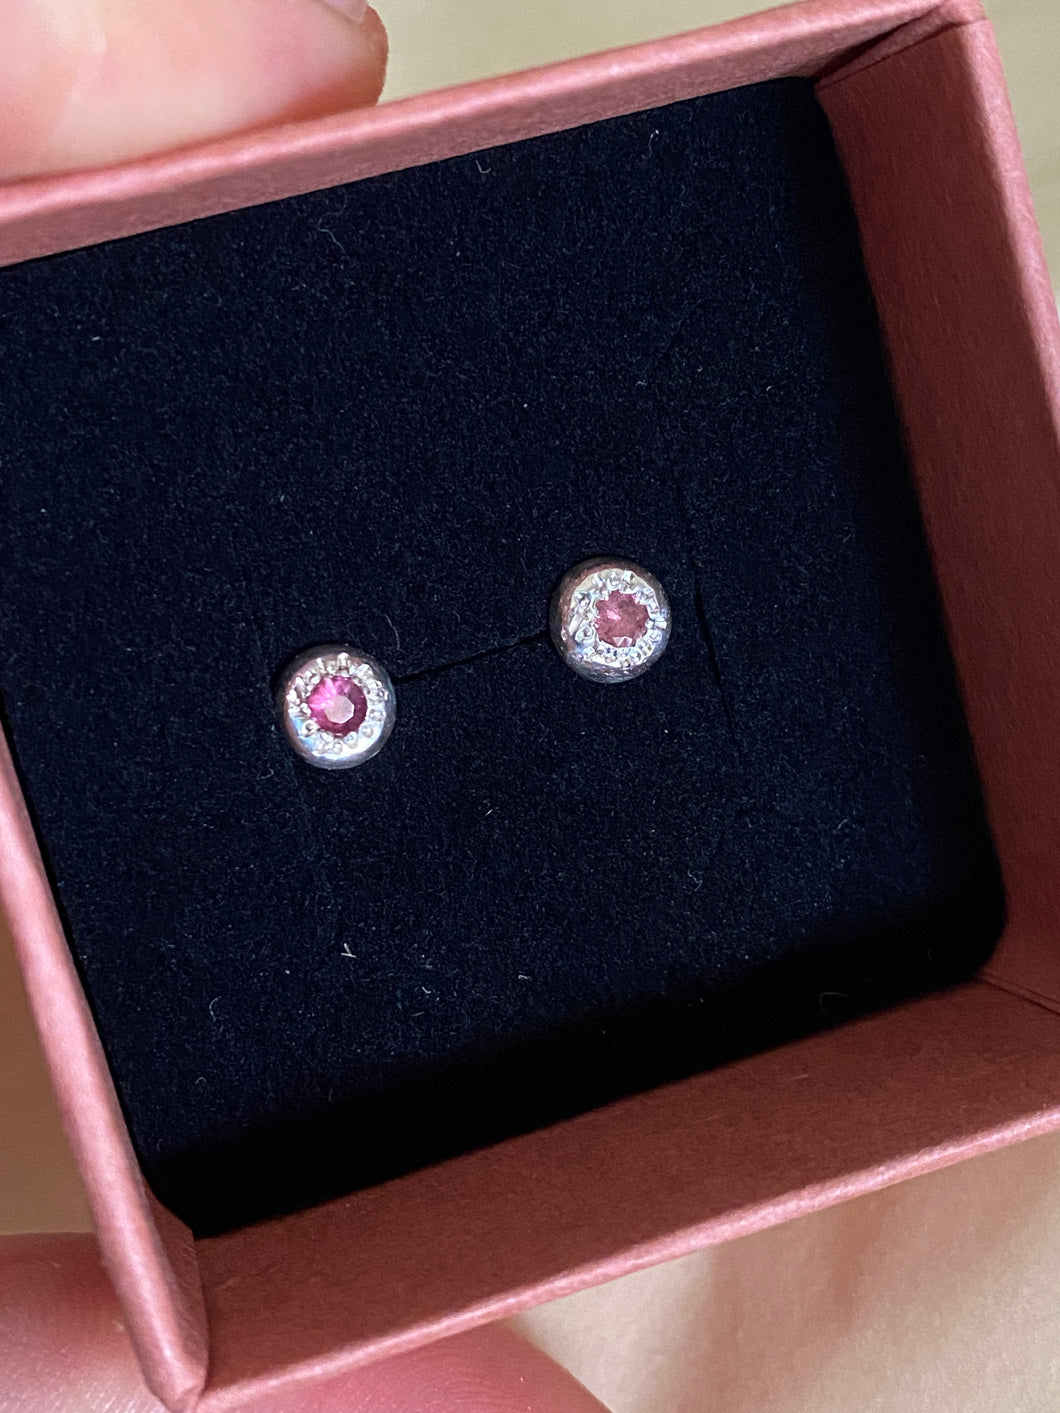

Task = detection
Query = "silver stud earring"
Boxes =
[277,645,396,768]
[550,558,671,683]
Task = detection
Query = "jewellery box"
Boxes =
[3,0,1060,1407]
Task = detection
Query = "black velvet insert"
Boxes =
[0,80,1002,1236]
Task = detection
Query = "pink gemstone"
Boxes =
[306,675,368,737]
[594,590,650,648]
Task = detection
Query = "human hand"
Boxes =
[4,1232,608,1411]
[0,0,387,181]
[0,5,606,1408]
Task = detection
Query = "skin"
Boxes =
[0,6,605,1408]
[3,1236,608,1411]
[0,0,388,180]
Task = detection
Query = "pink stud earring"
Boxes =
[277,645,396,768]
[550,558,671,683]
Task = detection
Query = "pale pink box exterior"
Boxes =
[3,0,1060,1407]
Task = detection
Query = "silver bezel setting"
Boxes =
[550,558,671,683]
[277,644,396,769]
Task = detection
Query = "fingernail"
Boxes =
[320,0,368,20]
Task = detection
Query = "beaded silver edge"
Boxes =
[550,558,671,683]
[277,644,396,769]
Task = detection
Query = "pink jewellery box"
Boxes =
[3,0,1060,1407]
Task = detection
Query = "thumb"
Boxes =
[0,1233,609,1413]
[0,0,387,182]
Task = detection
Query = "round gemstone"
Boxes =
[549,558,670,684]
[279,645,396,769]
[594,590,650,648]
[306,676,368,737]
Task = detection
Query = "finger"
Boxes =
[0,1233,162,1413]
[0,1233,609,1413]
[251,1323,614,1412]
[0,0,388,182]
